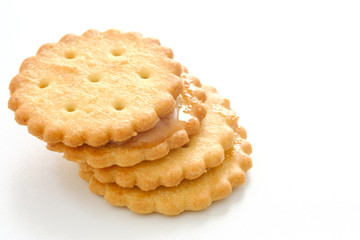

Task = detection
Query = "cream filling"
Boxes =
[108,96,196,148]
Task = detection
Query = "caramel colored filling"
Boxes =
[108,80,204,148]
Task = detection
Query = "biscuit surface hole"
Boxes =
[113,100,125,111]
[138,69,150,79]
[111,48,125,56]
[38,79,49,88]
[65,103,76,112]
[88,74,101,82]
[65,50,76,59]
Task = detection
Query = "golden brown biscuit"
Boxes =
[79,127,252,216]
[47,76,207,168]
[77,86,239,191]
[9,29,184,147]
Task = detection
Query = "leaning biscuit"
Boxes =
[47,75,207,167]
[79,127,252,216]
[8,29,184,147]
[78,86,239,191]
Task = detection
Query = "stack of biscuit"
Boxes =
[8,29,252,216]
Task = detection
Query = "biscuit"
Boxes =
[79,127,252,215]
[8,29,184,147]
[47,76,207,167]
[77,86,238,191]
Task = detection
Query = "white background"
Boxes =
[1,0,359,239]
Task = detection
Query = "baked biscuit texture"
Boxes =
[79,127,252,216]
[77,86,239,191]
[8,29,184,147]
[47,76,207,168]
